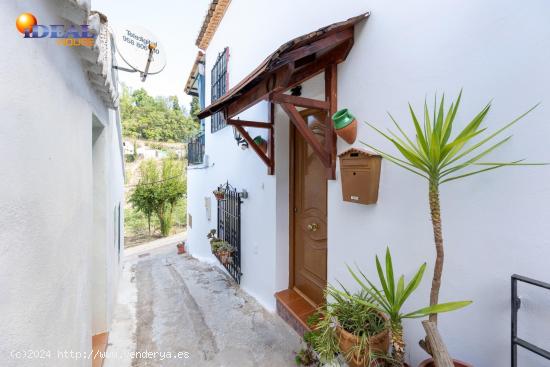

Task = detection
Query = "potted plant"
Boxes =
[253,135,268,154]
[308,286,390,367]
[339,248,471,367]
[215,241,235,265]
[212,189,225,201]
[332,108,358,144]
[363,91,542,358]
[176,241,185,254]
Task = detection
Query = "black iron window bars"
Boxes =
[211,48,229,133]
[216,182,246,283]
[511,274,550,366]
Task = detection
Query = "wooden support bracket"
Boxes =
[271,93,330,110]
[227,119,272,128]
[228,103,275,175]
[234,125,271,167]
[280,102,331,168]
[324,64,337,179]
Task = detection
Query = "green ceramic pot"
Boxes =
[332,108,355,129]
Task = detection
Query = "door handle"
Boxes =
[307,223,319,232]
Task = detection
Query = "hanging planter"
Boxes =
[332,108,357,144]
[253,135,268,154]
[212,189,225,201]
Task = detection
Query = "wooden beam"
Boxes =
[227,119,271,129]
[288,39,353,88]
[268,102,275,175]
[226,64,293,119]
[234,125,273,173]
[325,64,337,180]
[422,321,454,367]
[270,28,353,68]
[280,102,330,168]
[271,93,330,110]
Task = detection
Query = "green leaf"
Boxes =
[398,262,426,308]
[441,160,523,183]
[375,255,393,304]
[409,104,429,156]
[385,248,396,305]
[403,301,472,319]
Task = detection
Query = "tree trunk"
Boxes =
[147,214,151,235]
[391,322,405,366]
[428,183,444,325]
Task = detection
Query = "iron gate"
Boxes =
[511,274,550,366]
[217,182,242,283]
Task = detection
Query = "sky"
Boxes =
[93,0,212,109]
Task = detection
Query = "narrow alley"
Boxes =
[105,238,302,367]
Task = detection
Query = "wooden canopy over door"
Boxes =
[197,12,369,179]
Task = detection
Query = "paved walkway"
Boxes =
[105,240,301,367]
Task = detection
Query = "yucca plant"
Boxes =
[363,91,540,330]
[343,248,471,366]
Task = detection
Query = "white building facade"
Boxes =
[185,0,550,365]
[1,1,124,366]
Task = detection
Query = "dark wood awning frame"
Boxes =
[198,13,369,179]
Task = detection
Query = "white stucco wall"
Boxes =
[0,1,124,365]
[187,0,550,365]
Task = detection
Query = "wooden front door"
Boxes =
[291,109,328,306]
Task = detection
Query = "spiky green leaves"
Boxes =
[342,248,471,324]
[363,91,541,185]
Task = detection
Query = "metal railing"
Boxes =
[187,132,205,165]
[217,182,243,283]
[511,274,550,366]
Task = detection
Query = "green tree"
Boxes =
[190,96,201,124]
[156,159,186,236]
[363,91,542,349]
[128,159,158,234]
[129,159,186,237]
[120,85,198,142]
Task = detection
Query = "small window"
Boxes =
[211,47,229,133]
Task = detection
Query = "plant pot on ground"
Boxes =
[308,287,390,367]
[337,247,471,367]
[176,242,185,254]
[332,108,358,144]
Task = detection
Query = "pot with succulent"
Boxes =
[337,248,471,367]
[363,91,543,360]
[207,230,235,265]
[307,285,390,367]
[215,241,235,265]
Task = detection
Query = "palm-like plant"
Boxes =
[344,248,471,366]
[363,91,540,328]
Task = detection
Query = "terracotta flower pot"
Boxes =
[213,191,225,200]
[336,313,390,367]
[177,243,185,254]
[218,250,233,265]
[253,136,268,154]
[332,108,358,144]
[418,358,473,367]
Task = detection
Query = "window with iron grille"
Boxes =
[187,132,205,165]
[211,47,229,133]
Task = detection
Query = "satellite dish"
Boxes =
[113,25,167,81]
